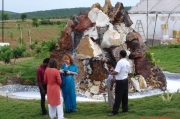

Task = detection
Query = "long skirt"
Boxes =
[61,75,77,112]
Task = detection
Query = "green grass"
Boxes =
[151,44,180,73]
[0,93,180,119]
[0,57,43,84]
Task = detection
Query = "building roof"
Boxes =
[129,0,180,14]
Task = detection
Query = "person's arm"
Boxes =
[111,61,121,75]
[67,64,78,75]
[111,71,118,75]
[67,71,78,75]
[37,70,45,94]
[59,64,65,73]
[56,70,62,85]
[110,76,115,90]
[59,69,64,73]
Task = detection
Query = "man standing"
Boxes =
[108,50,131,116]
[37,58,50,116]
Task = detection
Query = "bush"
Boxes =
[144,50,156,66]
[12,46,26,59]
[40,19,54,25]
[0,45,12,65]
[56,21,61,25]
[42,39,58,52]
[32,18,39,27]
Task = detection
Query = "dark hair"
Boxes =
[120,50,127,58]
[43,58,50,63]
[48,58,57,68]
[106,60,114,66]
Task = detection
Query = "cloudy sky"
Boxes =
[0,0,140,13]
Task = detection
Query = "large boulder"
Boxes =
[137,75,147,89]
[110,2,133,26]
[90,3,102,10]
[58,26,72,50]
[74,15,94,33]
[89,58,107,81]
[76,36,102,59]
[76,59,86,82]
[6,76,21,85]
[102,0,113,14]
[88,8,100,23]
[101,29,121,48]
[114,23,133,43]
[126,32,151,79]
[50,49,67,69]
[96,10,110,27]
[151,66,167,90]
[111,45,125,62]
[83,26,98,40]
[131,77,141,92]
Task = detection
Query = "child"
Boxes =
[105,60,115,108]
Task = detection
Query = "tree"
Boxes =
[32,18,39,27]
[0,45,26,71]
[9,32,14,40]
[42,39,58,52]
[0,45,12,66]
[20,13,27,21]
[1,12,10,20]
[11,46,26,72]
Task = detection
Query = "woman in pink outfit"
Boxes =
[44,58,67,119]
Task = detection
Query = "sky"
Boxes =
[0,0,140,13]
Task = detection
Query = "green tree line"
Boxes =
[0,7,131,20]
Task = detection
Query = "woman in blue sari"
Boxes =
[59,53,78,113]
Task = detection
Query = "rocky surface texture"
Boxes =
[50,0,167,99]
[5,76,21,85]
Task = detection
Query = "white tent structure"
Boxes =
[128,0,180,41]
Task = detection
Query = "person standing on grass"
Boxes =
[108,50,131,116]
[59,53,78,113]
[44,58,67,119]
[105,60,115,109]
[36,58,50,116]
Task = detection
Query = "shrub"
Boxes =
[160,91,174,102]
[42,39,58,52]
[40,19,54,25]
[144,50,156,66]
[32,18,39,27]
[0,45,12,65]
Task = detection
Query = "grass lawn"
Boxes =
[151,44,180,73]
[0,93,180,119]
[0,57,44,85]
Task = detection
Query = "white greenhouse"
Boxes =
[128,0,180,41]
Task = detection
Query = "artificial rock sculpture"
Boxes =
[50,0,167,99]
[126,32,166,90]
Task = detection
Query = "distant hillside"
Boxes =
[0,7,132,19]
[0,11,20,19]
[25,7,90,19]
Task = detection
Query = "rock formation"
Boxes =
[6,76,21,85]
[50,0,167,99]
